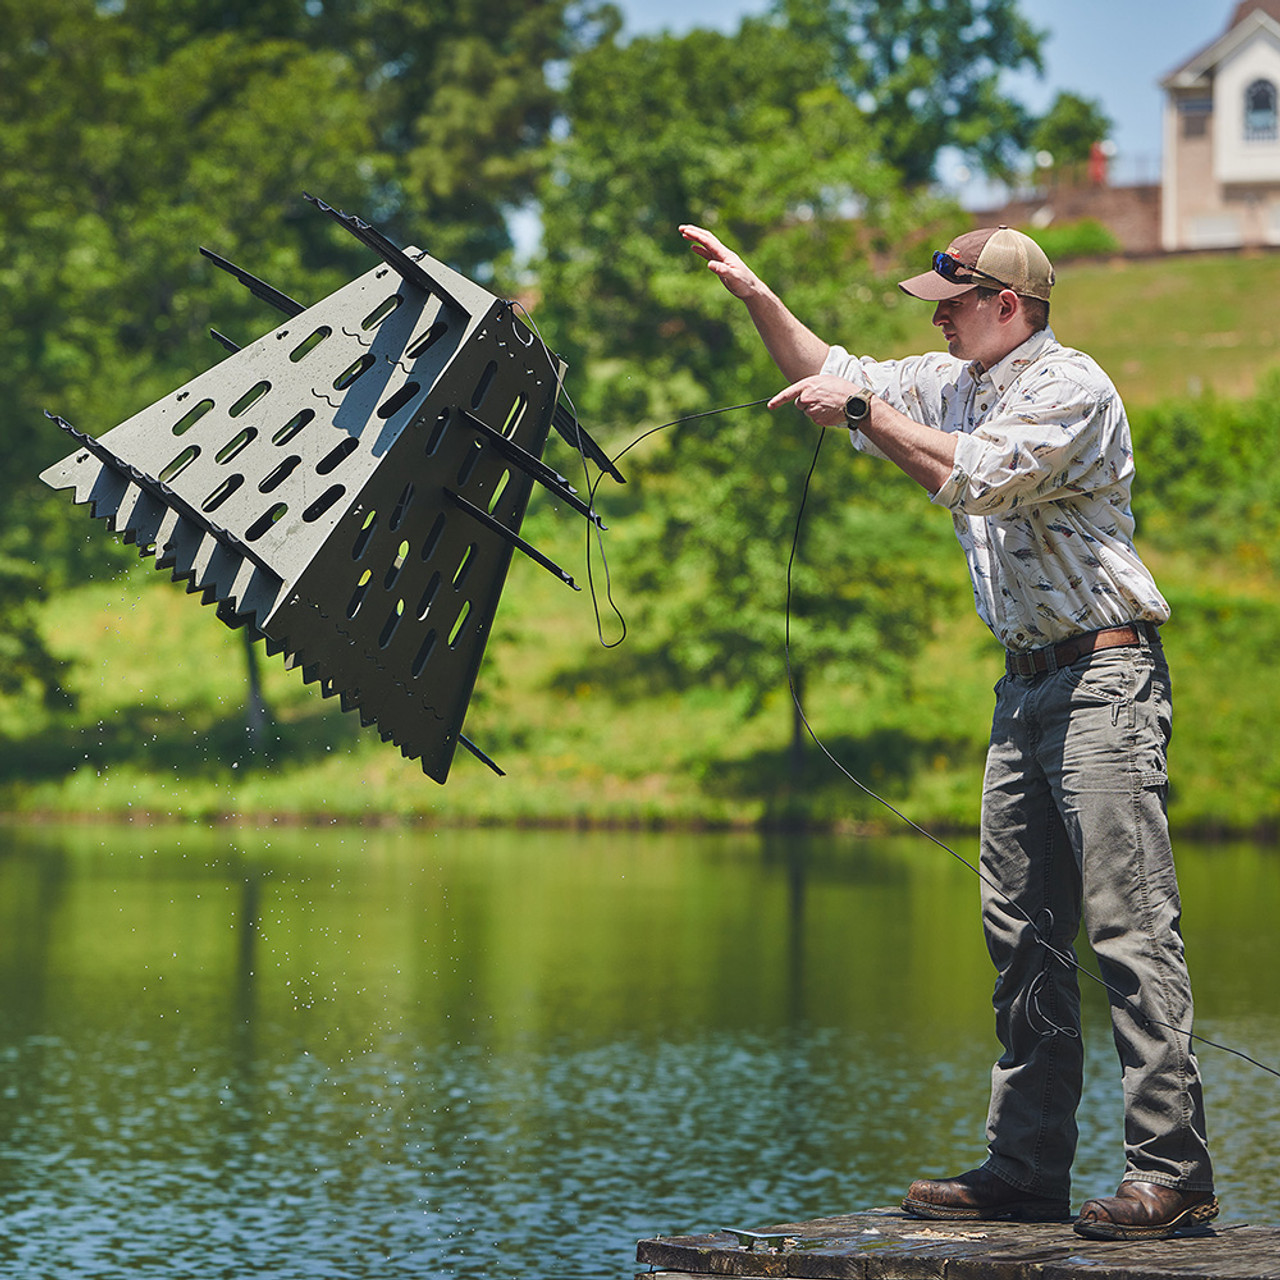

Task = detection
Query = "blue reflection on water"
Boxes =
[0,1033,963,1276]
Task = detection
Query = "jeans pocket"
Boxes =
[1062,648,1151,707]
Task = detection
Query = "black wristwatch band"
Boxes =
[844,393,870,426]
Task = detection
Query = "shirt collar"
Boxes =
[968,325,1057,395]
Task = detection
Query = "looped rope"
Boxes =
[506,297,767,647]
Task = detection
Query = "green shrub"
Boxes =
[1022,218,1119,262]
[1131,366,1280,570]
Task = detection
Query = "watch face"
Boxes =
[845,394,869,423]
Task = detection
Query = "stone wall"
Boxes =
[972,183,1163,256]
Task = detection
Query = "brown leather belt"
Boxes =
[1005,622,1159,678]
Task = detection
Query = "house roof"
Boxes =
[1229,1,1280,28]
[1163,4,1280,89]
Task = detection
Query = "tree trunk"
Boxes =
[789,664,806,779]
[242,629,272,749]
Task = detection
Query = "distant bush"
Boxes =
[1022,218,1120,262]
[1131,365,1280,570]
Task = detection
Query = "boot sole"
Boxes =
[1073,1195,1219,1241]
[902,1196,1072,1223]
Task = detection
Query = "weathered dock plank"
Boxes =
[636,1207,1280,1279]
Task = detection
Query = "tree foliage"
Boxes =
[536,18,968,758]
[0,0,606,700]
[1030,91,1113,168]
[777,0,1044,184]
[1,0,387,674]
[1131,369,1280,575]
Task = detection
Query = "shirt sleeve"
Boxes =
[823,345,958,459]
[930,367,1127,516]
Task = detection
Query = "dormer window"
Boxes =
[1245,78,1277,141]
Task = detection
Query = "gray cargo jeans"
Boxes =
[977,632,1213,1200]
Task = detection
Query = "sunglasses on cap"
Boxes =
[932,250,1012,291]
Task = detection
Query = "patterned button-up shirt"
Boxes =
[822,326,1169,652]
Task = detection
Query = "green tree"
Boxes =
[0,557,69,710]
[1030,90,1113,168]
[1,4,383,579]
[76,0,613,274]
[536,20,964,770]
[778,0,1045,184]
[0,3,380,721]
[0,0,604,709]
[285,0,620,272]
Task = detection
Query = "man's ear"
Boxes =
[997,289,1021,322]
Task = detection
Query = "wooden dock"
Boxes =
[636,1207,1280,1278]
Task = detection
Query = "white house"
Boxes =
[1161,0,1280,249]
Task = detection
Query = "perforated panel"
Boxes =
[41,242,574,782]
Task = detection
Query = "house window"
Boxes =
[1245,79,1278,141]
[1177,96,1211,138]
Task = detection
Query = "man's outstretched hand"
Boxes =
[679,221,833,385]
[680,224,761,300]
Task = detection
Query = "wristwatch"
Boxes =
[844,393,871,426]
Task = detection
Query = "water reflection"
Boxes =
[0,825,1275,1278]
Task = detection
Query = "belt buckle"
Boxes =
[1008,649,1036,678]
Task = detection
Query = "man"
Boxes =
[681,222,1217,1242]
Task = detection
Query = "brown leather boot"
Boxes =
[1073,1181,1219,1241]
[901,1166,1072,1222]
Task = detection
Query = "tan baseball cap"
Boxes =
[898,226,1055,302]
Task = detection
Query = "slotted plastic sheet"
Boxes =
[41,219,598,783]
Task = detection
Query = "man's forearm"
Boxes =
[679,224,829,381]
[739,282,831,383]
[768,376,957,495]
[857,396,956,494]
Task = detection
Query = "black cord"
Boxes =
[580,397,772,647]
[785,426,1280,1082]
[501,299,762,650]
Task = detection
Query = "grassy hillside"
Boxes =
[887,246,1280,407]
[5,247,1280,833]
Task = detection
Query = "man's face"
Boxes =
[931,289,1001,363]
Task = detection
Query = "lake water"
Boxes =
[0,823,1276,1278]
